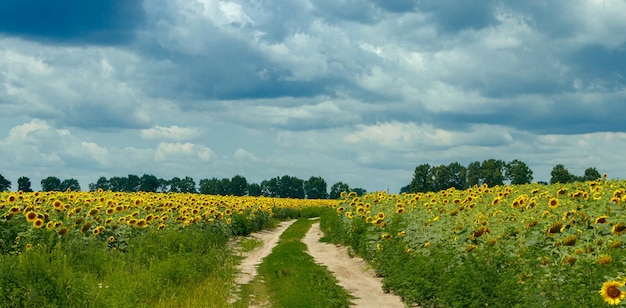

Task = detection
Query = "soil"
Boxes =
[233,219,406,307]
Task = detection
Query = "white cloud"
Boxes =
[140,125,201,140]
[154,142,214,162]
[234,148,260,162]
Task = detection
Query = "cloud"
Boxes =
[154,142,214,162]
[140,125,201,140]
[0,0,145,45]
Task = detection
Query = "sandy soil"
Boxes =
[302,222,405,308]
[233,219,406,307]
[234,219,297,286]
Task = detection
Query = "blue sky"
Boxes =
[1,0,625,192]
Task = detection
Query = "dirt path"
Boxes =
[233,219,406,307]
[302,222,406,308]
[234,219,297,286]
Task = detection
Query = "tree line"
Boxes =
[0,173,365,200]
[402,159,603,193]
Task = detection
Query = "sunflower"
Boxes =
[595,215,608,224]
[562,235,577,246]
[548,198,559,209]
[598,255,613,265]
[33,218,44,229]
[80,222,92,233]
[547,222,565,235]
[56,227,69,236]
[25,211,38,222]
[600,280,626,305]
[612,223,626,236]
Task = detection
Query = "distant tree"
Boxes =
[199,178,220,195]
[466,161,482,186]
[89,177,111,191]
[409,164,431,193]
[505,159,534,185]
[0,174,11,192]
[230,175,248,196]
[17,176,33,192]
[399,185,410,194]
[139,174,160,192]
[329,182,350,199]
[481,159,506,187]
[125,174,141,192]
[247,183,262,197]
[582,167,602,181]
[158,178,170,192]
[447,162,467,190]
[304,176,328,199]
[108,176,128,192]
[278,175,305,199]
[261,177,280,197]
[168,177,182,193]
[430,164,452,192]
[351,187,367,196]
[179,176,197,193]
[550,164,574,184]
[60,178,81,191]
[41,176,62,191]
[219,178,231,195]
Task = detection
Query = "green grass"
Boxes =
[233,218,354,308]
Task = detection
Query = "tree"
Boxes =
[409,164,431,193]
[89,177,111,191]
[329,182,350,199]
[351,187,367,196]
[199,178,220,195]
[261,177,279,197]
[0,174,11,192]
[179,176,197,193]
[582,167,602,181]
[447,162,467,190]
[278,175,304,199]
[60,178,81,191]
[126,174,141,192]
[430,164,452,192]
[247,183,262,197]
[481,159,506,187]
[550,164,574,184]
[17,176,33,192]
[108,176,128,192]
[304,176,328,199]
[139,174,160,192]
[466,161,482,186]
[505,159,534,185]
[230,175,248,196]
[41,176,62,191]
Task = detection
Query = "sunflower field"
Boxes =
[0,190,334,307]
[321,179,626,307]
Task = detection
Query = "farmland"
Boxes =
[2,179,626,307]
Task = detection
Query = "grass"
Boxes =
[233,218,354,308]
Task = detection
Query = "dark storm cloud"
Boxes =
[370,0,417,13]
[416,0,498,33]
[567,44,626,89]
[0,0,145,45]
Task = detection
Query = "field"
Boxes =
[2,179,626,307]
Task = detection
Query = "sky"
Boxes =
[1,0,626,193]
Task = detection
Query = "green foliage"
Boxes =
[322,181,626,307]
[0,174,10,192]
[255,219,353,308]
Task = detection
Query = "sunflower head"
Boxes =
[600,280,626,305]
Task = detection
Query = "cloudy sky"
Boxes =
[1,0,625,193]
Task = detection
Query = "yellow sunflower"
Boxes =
[600,280,626,305]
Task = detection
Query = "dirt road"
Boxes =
[233,219,405,307]
[302,222,405,308]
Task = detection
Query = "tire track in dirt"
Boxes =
[234,219,297,286]
[302,222,405,308]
